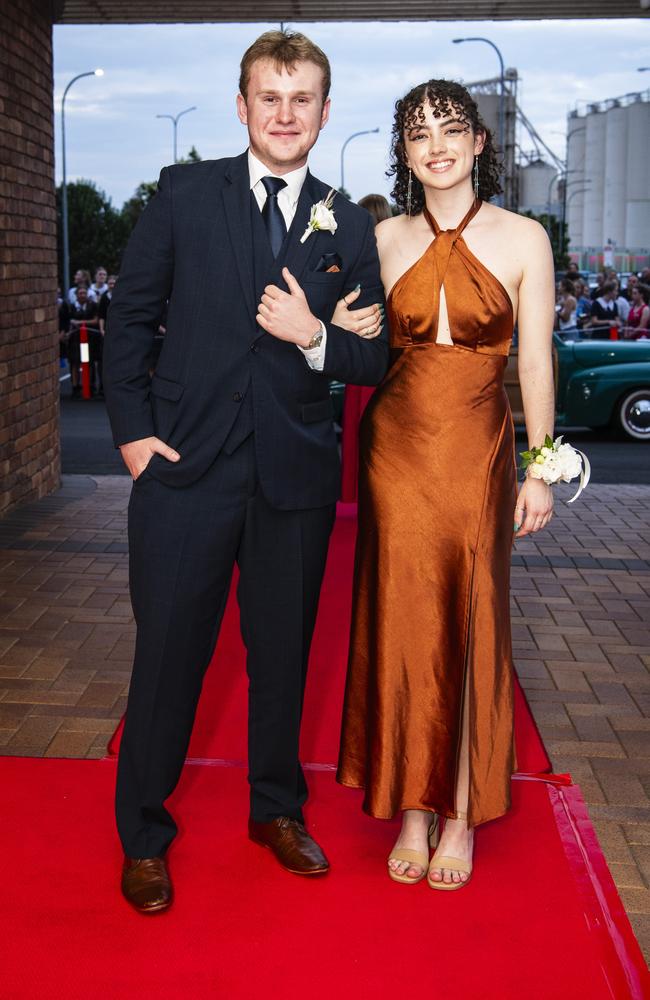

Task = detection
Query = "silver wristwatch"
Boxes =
[305,320,325,351]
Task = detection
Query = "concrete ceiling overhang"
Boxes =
[53,0,649,22]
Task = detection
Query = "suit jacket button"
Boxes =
[250,343,259,354]
[232,391,243,402]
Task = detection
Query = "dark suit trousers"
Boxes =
[116,435,336,858]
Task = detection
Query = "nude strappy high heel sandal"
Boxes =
[388,815,439,885]
[427,811,473,891]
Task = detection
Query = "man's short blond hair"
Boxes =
[239,30,331,103]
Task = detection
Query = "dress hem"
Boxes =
[335,774,512,828]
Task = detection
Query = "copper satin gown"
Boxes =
[337,200,517,827]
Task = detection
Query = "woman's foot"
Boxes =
[388,809,434,881]
[428,814,474,886]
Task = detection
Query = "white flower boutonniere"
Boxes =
[300,188,338,244]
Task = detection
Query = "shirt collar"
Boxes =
[247,149,308,206]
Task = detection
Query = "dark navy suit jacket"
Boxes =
[103,151,389,509]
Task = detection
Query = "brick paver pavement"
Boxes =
[0,475,648,959]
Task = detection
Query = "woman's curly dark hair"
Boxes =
[388,79,502,214]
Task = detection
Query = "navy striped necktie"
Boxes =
[261,176,288,257]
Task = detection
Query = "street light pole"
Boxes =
[156,106,197,164]
[562,125,586,242]
[60,68,104,294]
[453,36,505,207]
[566,187,591,207]
[340,128,379,195]
[545,168,582,236]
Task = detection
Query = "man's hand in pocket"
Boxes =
[119,437,180,480]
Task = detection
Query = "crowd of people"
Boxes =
[57,268,115,397]
[56,250,648,405]
[58,267,165,396]
[558,261,650,339]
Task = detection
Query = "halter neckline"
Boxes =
[423,198,482,238]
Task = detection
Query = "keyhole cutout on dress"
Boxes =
[436,283,454,346]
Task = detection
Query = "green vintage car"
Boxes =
[506,333,650,441]
[332,332,650,442]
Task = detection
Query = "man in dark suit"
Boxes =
[103,30,388,914]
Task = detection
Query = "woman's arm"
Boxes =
[513,220,555,538]
[558,294,576,323]
[640,305,650,330]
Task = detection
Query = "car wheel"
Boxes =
[617,389,650,441]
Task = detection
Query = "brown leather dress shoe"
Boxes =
[121,856,172,914]
[249,817,330,875]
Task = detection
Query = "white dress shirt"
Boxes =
[248,149,326,371]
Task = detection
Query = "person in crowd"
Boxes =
[97,274,117,336]
[613,279,630,324]
[556,277,577,332]
[340,193,393,501]
[335,79,554,890]
[625,274,639,300]
[589,280,621,337]
[590,272,606,301]
[68,285,100,397]
[68,269,93,306]
[57,287,70,367]
[624,283,650,340]
[90,266,109,301]
[103,29,387,915]
[94,273,118,397]
[574,279,592,331]
[565,260,581,280]
[358,193,393,223]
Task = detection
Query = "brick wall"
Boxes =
[0,1,59,516]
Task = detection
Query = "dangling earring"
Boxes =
[406,168,413,217]
[473,155,479,200]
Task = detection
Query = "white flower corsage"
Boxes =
[521,435,591,503]
[300,189,337,243]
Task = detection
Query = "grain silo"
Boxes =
[582,107,606,248]
[625,95,650,250]
[518,159,558,216]
[603,102,628,247]
[567,91,649,270]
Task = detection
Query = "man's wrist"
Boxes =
[301,318,325,351]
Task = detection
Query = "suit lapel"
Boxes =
[222,151,256,324]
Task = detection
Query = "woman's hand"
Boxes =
[513,476,553,539]
[331,285,384,339]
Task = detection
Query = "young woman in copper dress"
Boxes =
[335,80,556,889]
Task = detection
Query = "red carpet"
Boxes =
[107,504,551,776]
[1,757,646,999]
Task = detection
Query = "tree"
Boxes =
[56,179,130,287]
[120,147,203,232]
[521,210,569,271]
[121,180,159,232]
[178,145,202,164]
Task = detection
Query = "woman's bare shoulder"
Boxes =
[482,202,549,241]
[376,213,422,255]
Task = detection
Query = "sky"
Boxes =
[52,19,649,209]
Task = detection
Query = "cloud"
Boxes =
[53,18,648,207]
